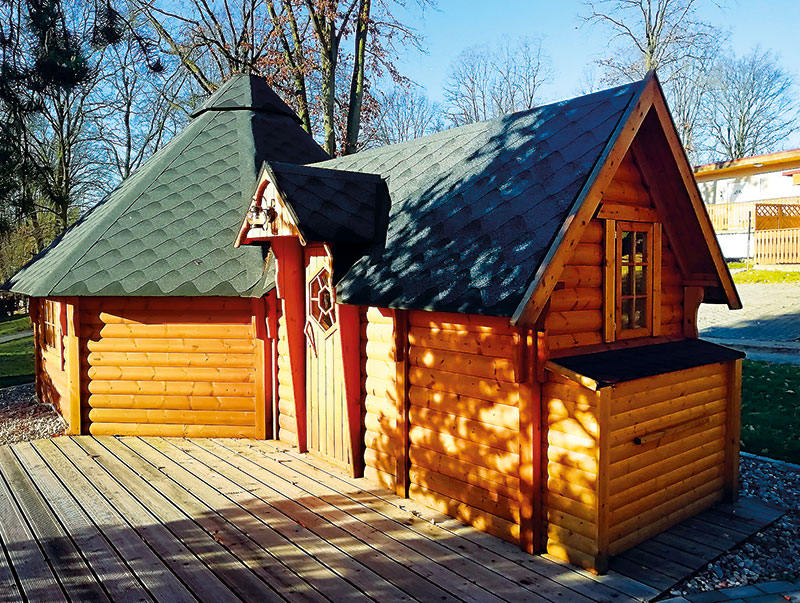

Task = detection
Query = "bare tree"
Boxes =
[444,37,551,126]
[702,48,798,161]
[372,85,441,146]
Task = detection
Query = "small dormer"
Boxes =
[235,161,390,249]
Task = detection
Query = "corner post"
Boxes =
[724,358,742,502]
[65,298,81,435]
[393,309,409,497]
[595,386,612,574]
[339,303,364,478]
[272,237,308,452]
[252,296,270,440]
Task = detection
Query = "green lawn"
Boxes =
[727,261,747,270]
[0,335,35,388]
[741,360,800,464]
[733,269,800,284]
[0,315,31,337]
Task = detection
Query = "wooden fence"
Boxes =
[706,202,755,233]
[755,204,800,230]
[754,228,800,265]
[706,198,800,233]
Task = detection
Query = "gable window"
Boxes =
[604,220,662,342]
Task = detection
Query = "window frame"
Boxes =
[307,266,337,337]
[603,219,662,343]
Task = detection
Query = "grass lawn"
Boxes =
[0,315,31,337]
[727,261,747,270]
[741,360,800,464]
[733,269,800,284]
[0,335,34,388]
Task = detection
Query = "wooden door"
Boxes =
[305,250,350,467]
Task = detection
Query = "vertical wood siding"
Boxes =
[405,310,521,544]
[547,152,684,352]
[81,297,257,437]
[36,298,70,420]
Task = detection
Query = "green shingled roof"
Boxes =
[6,75,328,298]
[315,79,645,317]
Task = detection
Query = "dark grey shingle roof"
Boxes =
[264,161,389,244]
[6,75,328,298]
[315,80,644,317]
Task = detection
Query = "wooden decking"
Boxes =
[0,437,783,603]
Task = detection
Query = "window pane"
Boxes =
[621,265,632,296]
[634,297,647,329]
[620,231,632,263]
[635,232,647,262]
[620,298,633,330]
[634,265,646,295]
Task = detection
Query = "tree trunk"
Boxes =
[344,0,370,155]
[321,43,337,156]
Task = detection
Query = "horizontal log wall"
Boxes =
[405,310,521,545]
[276,311,297,446]
[81,297,257,438]
[606,362,729,555]
[542,373,601,570]
[547,152,683,351]
[360,307,400,490]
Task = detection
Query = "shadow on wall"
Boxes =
[0,435,585,602]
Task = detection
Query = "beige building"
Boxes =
[694,149,800,259]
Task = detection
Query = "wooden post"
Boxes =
[393,309,409,498]
[251,297,269,440]
[603,219,616,343]
[272,237,308,452]
[65,299,81,435]
[651,223,662,336]
[724,358,742,503]
[339,303,364,478]
[683,286,704,338]
[518,327,541,554]
[265,291,279,440]
[595,387,612,574]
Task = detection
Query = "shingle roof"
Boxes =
[315,80,645,317]
[264,161,390,244]
[6,75,328,298]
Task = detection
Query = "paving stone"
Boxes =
[719,585,768,599]
[755,581,798,594]
[740,595,790,603]
[687,592,729,603]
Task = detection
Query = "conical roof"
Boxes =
[6,74,328,297]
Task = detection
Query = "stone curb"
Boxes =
[740,451,800,474]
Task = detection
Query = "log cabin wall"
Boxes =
[35,298,70,420]
[81,297,259,437]
[360,306,401,490]
[606,362,732,555]
[405,310,521,545]
[546,152,684,354]
[542,373,602,570]
[276,311,298,446]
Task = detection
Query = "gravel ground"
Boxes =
[0,383,65,445]
[671,455,800,596]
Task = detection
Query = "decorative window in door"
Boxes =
[309,267,335,333]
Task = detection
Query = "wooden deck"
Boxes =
[0,437,784,603]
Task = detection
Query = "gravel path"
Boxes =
[0,383,65,445]
[671,455,800,597]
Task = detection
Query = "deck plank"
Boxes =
[271,440,655,603]
[52,437,240,603]
[213,438,536,603]
[180,437,466,603]
[32,438,198,603]
[12,442,152,603]
[122,436,372,603]
[0,517,24,601]
[80,436,285,603]
[0,446,108,601]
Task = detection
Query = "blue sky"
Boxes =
[394,0,800,106]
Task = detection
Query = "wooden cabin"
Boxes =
[6,72,744,574]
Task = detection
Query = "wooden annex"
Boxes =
[6,72,743,574]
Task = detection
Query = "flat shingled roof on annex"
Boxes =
[315,79,645,317]
[5,74,329,298]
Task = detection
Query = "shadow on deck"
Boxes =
[0,436,784,602]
